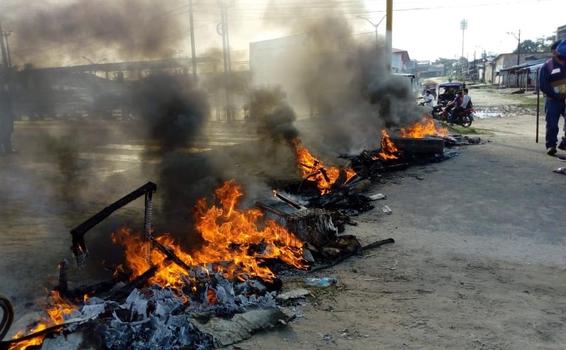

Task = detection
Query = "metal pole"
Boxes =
[517,29,521,88]
[0,21,9,70]
[188,0,198,81]
[4,33,11,68]
[144,191,153,262]
[460,19,467,78]
[461,29,465,61]
[357,15,385,55]
[385,0,393,72]
[224,2,233,122]
[536,67,540,143]
[517,29,521,65]
[375,25,378,53]
[225,7,232,74]
[217,3,230,122]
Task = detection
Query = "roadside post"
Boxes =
[535,67,540,143]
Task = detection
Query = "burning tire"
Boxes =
[0,294,14,341]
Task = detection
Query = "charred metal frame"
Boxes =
[70,182,157,266]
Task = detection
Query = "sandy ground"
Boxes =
[234,89,566,350]
[2,88,566,349]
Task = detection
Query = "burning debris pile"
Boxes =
[1,181,307,350]
[347,115,481,180]
[265,114,481,221]
[291,138,357,196]
[0,111,481,350]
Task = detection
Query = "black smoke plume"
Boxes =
[249,86,299,143]
[132,73,214,235]
[10,0,186,66]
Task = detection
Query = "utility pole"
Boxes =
[3,31,11,68]
[217,1,233,122]
[460,19,467,79]
[516,29,521,66]
[357,15,386,54]
[473,51,476,81]
[0,20,10,70]
[188,0,198,81]
[507,29,521,86]
[516,29,521,87]
[386,0,393,72]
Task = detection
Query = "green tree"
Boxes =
[513,39,538,53]
[513,36,555,53]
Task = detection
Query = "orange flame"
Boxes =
[206,288,217,305]
[400,115,448,138]
[113,180,305,289]
[375,130,400,160]
[291,138,356,195]
[10,291,76,350]
[112,229,195,289]
[194,180,305,281]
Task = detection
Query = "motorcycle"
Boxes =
[431,105,444,119]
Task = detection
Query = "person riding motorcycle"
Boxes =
[444,89,472,123]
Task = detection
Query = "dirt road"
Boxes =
[235,89,566,349]
[1,89,565,349]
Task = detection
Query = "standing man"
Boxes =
[540,40,566,155]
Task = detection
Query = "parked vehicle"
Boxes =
[436,81,465,107]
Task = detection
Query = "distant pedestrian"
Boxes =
[539,40,566,155]
[423,89,435,107]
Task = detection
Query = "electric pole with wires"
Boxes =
[188,0,198,81]
[217,1,233,122]
[460,19,467,79]
[0,20,11,70]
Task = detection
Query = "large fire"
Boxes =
[400,115,448,138]
[113,180,305,289]
[291,138,356,195]
[375,130,400,160]
[10,181,304,349]
[9,291,76,350]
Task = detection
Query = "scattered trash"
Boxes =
[304,277,338,288]
[193,308,293,347]
[276,289,311,302]
[322,333,334,343]
[382,205,393,215]
[553,167,566,175]
[303,248,316,263]
[368,193,386,201]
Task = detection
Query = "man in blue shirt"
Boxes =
[539,40,566,155]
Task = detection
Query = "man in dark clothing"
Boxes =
[539,40,566,155]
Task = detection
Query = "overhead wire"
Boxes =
[8,0,563,64]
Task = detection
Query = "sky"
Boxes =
[189,0,566,62]
[1,0,564,66]
[368,0,565,60]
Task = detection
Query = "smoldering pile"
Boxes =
[1,180,303,350]
[30,277,285,350]
[0,3,484,350]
